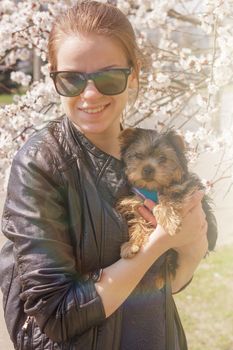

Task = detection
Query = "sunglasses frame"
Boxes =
[50,67,132,97]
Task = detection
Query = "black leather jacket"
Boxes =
[1,116,132,349]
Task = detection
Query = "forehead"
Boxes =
[126,133,173,155]
[56,34,128,72]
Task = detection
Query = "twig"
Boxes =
[209,175,231,187]
[168,9,201,25]
[206,15,218,113]
[213,148,226,180]
[40,103,55,115]
[11,24,34,36]
[223,182,233,198]
[0,82,15,94]
[130,109,154,127]
[12,125,37,141]
[177,0,189,13]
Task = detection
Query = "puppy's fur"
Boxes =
[117,128,218,288]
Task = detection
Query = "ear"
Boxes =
[166,129,186,154]
[118,128,139,156]
[128,64,140,89]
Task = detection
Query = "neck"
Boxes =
[91,134,121,158]
[85,126,121,159]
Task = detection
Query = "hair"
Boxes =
[48,1,142,89]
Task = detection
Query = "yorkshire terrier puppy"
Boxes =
[117,128,218,287]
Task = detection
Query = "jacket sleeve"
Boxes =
[2,143,106,342]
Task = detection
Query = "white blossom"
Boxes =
[10,71,31,87]
[156,73,171,85]
[0,0,15,13]
[195,113,211,123]
[0,0,232,192]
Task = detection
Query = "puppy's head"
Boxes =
[119,128,188,190]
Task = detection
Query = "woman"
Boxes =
[0,1,209,349]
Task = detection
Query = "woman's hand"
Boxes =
[137,199,157,226]
[138,190,208,254]
[172,191,208,251]
[96,191,208,316]
[138,190,209,293]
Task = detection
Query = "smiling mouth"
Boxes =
[79,104,110,114]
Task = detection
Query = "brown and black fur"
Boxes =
[117,127,218,288]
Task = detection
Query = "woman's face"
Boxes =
[56,34,136,138]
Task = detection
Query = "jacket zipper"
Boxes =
[19,316,31,350]
[22,316,31,331]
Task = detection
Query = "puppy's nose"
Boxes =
[142,165,155,179]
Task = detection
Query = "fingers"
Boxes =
[136,191,206,233]
[143,198,156,211]
[186,201,205,221]
[143,191,204,217]
[182,190,205,217]
[137,205,157,227]
[184,202,207,239]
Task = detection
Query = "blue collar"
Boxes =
[132,187,158,202]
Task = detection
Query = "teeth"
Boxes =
[82,106,105,114]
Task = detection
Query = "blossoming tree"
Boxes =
[0,0,233,191]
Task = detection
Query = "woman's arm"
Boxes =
[168,198,208,293]
[171,232,208,293]
[95,191,208,316]
[95,224,169,318]
[2,144,105,342]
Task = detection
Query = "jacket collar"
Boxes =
[63,115,119,160]
[62,116,130,203]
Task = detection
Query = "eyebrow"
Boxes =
[100,64,124,69]
[57,64,127,72]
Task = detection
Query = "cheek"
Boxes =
[115,89,129,110]
[125,161,137,175]
[125,160,145,180]
[159,161,182,181]
[61,97,77,115]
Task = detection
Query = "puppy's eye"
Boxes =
[158,156,167,164]
[135,152,144,160]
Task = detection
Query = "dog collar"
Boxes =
[132,187,158,202]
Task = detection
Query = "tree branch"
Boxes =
[168,9,201,25]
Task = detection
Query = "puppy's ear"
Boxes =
[118,128,139,154]
[166,129,186,154]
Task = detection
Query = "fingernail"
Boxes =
[144,198,155,206]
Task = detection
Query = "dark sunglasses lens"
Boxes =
[55,73,86,96]
[94,70,128,95]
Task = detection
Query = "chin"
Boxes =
[75,121,109,136]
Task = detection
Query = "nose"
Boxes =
[80,80,103,99]
[142,165,155,179]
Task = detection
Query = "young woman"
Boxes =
[0,1,208,349]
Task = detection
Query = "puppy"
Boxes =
[117,128,218,286]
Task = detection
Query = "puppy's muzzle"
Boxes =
[142,165,155,180]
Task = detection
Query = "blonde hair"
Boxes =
[48,1,142,87]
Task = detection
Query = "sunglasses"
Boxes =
[50,67,132,97]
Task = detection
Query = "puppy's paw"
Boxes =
[121,242,140,259]
[167,217,181,236]
[153,204,181,236]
